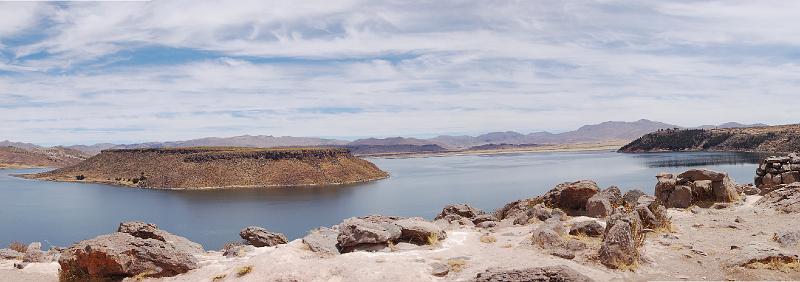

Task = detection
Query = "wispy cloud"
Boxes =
[0,1,799,144]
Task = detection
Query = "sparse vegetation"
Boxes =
[132,270,157,281]
[447,259,466,272]
[479,234,497,244]
[75,175,85,180]
[426,233,440,246]
[211,273,227,281]
[236,266,253,277]
[744,256,800,272]
[8,241,26,253]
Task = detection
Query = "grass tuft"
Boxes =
[211,273,227,281]
[479,234,497,244]
[236,266,253,277]
[426,233,440,246]
[8,241,26,253]
[447,259,466,273]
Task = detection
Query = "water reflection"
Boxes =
[632,152,769,168]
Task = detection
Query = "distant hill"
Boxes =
[0,146,89,168]
[348,137,432,146]
[694,122,769,130]
[0,140,40,151]
[619,124,800,153]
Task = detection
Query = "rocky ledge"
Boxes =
[6,168,800,281]
[21,147,388,189]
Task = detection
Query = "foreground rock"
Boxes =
[542,180,600,215]
[240,226,288,247]
[302,227,340,256]
[755,153,800,190]
[586,186,623,218]
[756,183,800,213]
[655,169,739,208]
[474,265,594,282]
[0,248,23,260]
[119,221,203,254]
[337,215,445,253]
[599,210,644,269]
[58,222,200,280]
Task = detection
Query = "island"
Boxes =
[618,124,800,153]
[20,147,388,189]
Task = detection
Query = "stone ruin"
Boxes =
[755,153,800,192]
[655,169,739,208]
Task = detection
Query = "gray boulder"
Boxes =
[435,204,484,220]
[774,231,800,248]
[475,265,594,282]
[678,169,728,182]
[395,217,447,244]
[302,227,340,256]
[239,226,288,247]
[667,185,692,208]
[756,183,800,213]
[337,216,402,252]
[599,211,643,269]
[622,189,646,207]
[586,186,622,218]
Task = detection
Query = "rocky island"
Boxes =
[618,124,800,153]
[20,147,388,189]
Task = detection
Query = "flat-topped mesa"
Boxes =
[23,147,388,189]
[755,153,800,193]
[619,124,800,153]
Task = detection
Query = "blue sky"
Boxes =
[1,1,799,145]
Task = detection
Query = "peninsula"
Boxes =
[618,124,800,153]
[21,147,388,189]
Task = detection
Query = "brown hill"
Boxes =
[24,147,388,189]
[619,124,800,153]
[0,146,88,168]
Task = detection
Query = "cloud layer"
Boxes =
[1,1,799,145]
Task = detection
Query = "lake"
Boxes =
[0,151,766,249]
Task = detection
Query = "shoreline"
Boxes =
[360,141,629,159]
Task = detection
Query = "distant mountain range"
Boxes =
[0,120,773,159]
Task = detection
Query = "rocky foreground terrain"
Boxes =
[5,162,800,281]
[618,124,800,153]
[21,147,388,189]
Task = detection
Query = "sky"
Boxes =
[1,1,799,145]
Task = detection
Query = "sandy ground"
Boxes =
[4,195,800,281]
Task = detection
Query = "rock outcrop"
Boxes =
[655,169,739,208]
[599,210,644,269]
[756,183,800,213]
[586,186,623,218]
[755,153,800,193]
[474,265,594,282]
[240,226,288,247]
[302,227,341,256]
[569,221,604,237]
[337,215,446,253]
[58,222,201,281]
[542,180,600,215]
[118,222,203,254]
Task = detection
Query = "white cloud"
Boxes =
[1,1,799,144]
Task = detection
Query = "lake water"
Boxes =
[0,151,766,249]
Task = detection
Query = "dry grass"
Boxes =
[211,274,227,281]
[236,266,254,277]
[426,233,440,246]
[447,259,466,273]
[745,257,800,272]
[500,243,513,248]
[132,270,157,281]
[479,234,497,244]
[8,241,26,253]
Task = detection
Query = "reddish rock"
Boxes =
[542,180,600,215]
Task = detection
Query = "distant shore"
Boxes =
[361,141,629,159]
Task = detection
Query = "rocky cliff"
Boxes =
[24,147,388,189]
[618,124,800,153]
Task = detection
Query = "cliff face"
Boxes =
[618,124,800,153]
[26,147,388,189]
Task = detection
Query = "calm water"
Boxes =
[0,151,766,249]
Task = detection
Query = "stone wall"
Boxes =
[755,153,800,189]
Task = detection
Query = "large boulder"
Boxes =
[622,189,646,207]
[435,204,484,221]
[586,186,622,218]
[239,226,288,247]
[599,211,643,269]
[394,217,447,244]
[337,216,403,252]
[655,173,677,204]
[59,232,199,280]
[302,227,340,256]
[474,265,594,282]
[667,185,692,208]
[118,222,203,254]
[756,183,800,213]
[569,221,604,237]
[542,180,600,215]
